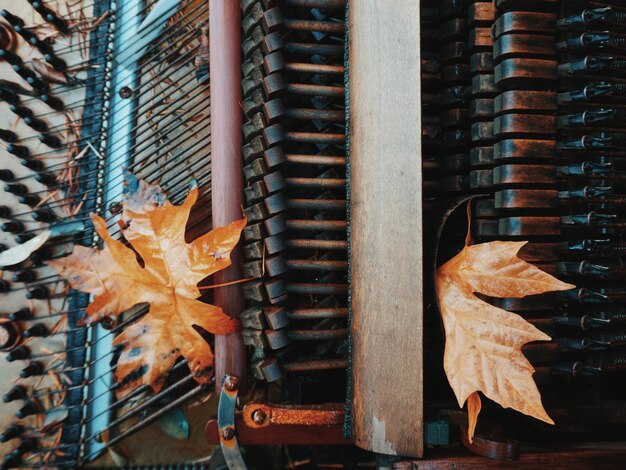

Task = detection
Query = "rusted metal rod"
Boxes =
[285,154,346,165]
[283,359,348,372]
[286,239,347,250]
[287,308,348,320]
[286,219,347,231]
[210,0,246,393]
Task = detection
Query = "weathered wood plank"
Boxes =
[348,0,423,458]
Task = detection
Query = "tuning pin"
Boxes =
[0,48,21,65]
[29,1,69,33]
[0,128,17,143]
[28,1,52,18]
[27,36,53,55]
[24,116,47,132]
[26,286,48,300]
[30,246,51,263]
[4,183,27,195]
[6,346,30,362]
[31,210,54,222]
[1,451,21,469]
[1,220,23,233]
[23,323,48,338]
[38,133,62,148]
[0,424,24,442]
[15,398,41,419]
[3,387,26,404]
[0,10,24,27]
[12,270,35,283]
[19,362,43,379]
[12,63,36,81]
[0,89,19,108]
[9,104,32,119]
[46,14,68,34]
[21,321,44,338]
[38,93,64,111]
[13,438,36,456]
[0,170,14,181]
[43,52,67,71]
[34,172,56,187]
[6,144,30,159]
[25,76,47,92]
[0,206,11,218]
[9,308,32,321]
[0,89,20,105]
[38,170,56,188]
[20,158,43,171]
[18,194,40,207]
[12,24,34,43]
[15,233,33,244]
[21,159,44,172]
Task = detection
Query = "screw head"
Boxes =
[224,376,239,392]
[100,316,116,330]
[221,427,235,441]
[252,409,267,425]
[109,201,122,215]
[119,86,133,99]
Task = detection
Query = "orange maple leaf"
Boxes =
[436,240,575,443]
[50,175,245,392]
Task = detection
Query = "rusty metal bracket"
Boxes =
[217,375,247,470]
[242,403,344,429]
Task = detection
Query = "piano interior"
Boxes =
[1,0,626,468]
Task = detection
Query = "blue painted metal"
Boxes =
[84,0,182,460]
[217,375,247,470]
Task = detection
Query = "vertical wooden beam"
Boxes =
[348,1,423,458]
[209,0,247,392]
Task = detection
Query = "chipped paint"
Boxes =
[371,416,396,454]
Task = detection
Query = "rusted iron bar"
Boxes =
[210,0,247,393]
[283,359,348,372]
[206,403,350,445]
[286,154,346,165]
[285,219,347,231]
[287,308,348,320]
[286,239,347,250]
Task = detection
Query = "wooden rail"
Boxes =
[348,0,424,458]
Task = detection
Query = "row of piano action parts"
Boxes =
[433,0,626,390]
[421,0,626,402]
[0,3,90,470]
[554,0,626,376]
[422,0,499,201]
[238,0,349,384]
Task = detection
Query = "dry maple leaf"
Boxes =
[50,174,245,393]
[436,240,575,443]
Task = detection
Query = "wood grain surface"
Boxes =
[348,0,423,458]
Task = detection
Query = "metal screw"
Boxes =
[224,376,239,392]
[252,409,267,425]
[119,86,133,98]
[100,316,117,330]
[221,427,235,441]
[109,201,122,215]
